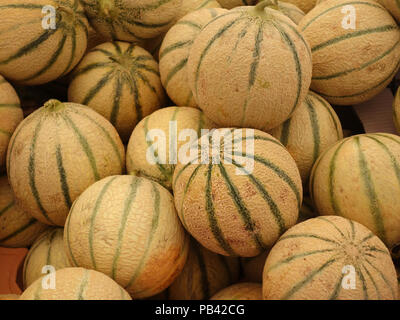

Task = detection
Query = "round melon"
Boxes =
[280,0,317,12]
[0,176,48,248]
[187,1,312,131]
[7,99,125,226]
[167,238,240,300]
[0,0,89,85]
[68,41,166,142]
[81,0,182,42]
[241,250,269,283]
[211,282,262,300]
[20,267,132,300]
[173,128,303,257]
[217,0,257,9]
[263,216,398,300]
[64,175,189,299]
[377,0,400,23]
[299,0,400,105]
[159,8,228,107]
[394,86,400,133]
[310,133,400,252]
[0,76,22,172]
[0,294,20,300]
[23,228,71,289]
[126,107,216,190]
[270,91,343,183]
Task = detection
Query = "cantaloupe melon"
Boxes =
[299,0,400,105]
[0,294,20,300]
[187,1,312,131]
[68,41,166,142]
[7,99,125,226]
[394,86,400,133]
[211,282,262,300]
[241,250,269,283]
[377,0,400,23]
[310,134,400,252]
[280,0,317,12]
[270,91,343,183]
[0,176,48,248]
[20,267,132,300]
[126,107,216,190]
[167,238,240,300]
[159,8,228,107]
[173,128,302,257]
[263,216,398,300]
[23,228,70,289]
[0,76,23,172]
[217,0,257,9]
[64,175,189,299]
[81,0,182,42]
[0,0,89,85]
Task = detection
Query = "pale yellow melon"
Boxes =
[270,91,343,183]
[20,267,132,300]
[263,216,398,300]
[68,41,166,142]
[211,282,262,300]
[310,133,400,251]
[23,228,71,289]
[64,175,189,299]
[0,76,22,172]
[159,8,228,107]
[173,128,302,257]
[377,0,400,22]
[126,107,216,190]
[7,100,125,226]
[167,239,240,300]
[187,1,312,131]
[0,176,48,248]
[394,86,400,133]
[0,0,89,85]
[82,0,182,41]
[299,0,400,105]
[241,250,269,283]
[0,294,20,300]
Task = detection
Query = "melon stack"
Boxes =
[0,0,399,301]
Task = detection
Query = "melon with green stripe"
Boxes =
[240,250,269,283]
[394,86,400,134]
[20,267,132,300]
[211,282,262,300]
[68,41,166,142]
[299,0,400,106]
[377,0,400,23]
[269,91,343,183]
[7,99,125,227]
[64,175,189,298]
[263,216,398,300]
[217,0,257,9]
[81,0,182,42]
[309,133,400,253]
[187,0,312,131]
[159,8,228,107]
[0,0,89,85]
[0,76,23,172]
[0,176,48,247]
[126,106,216,190]
[173,128,303,257]
[23,228,71,289]
[167,238,240,300]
